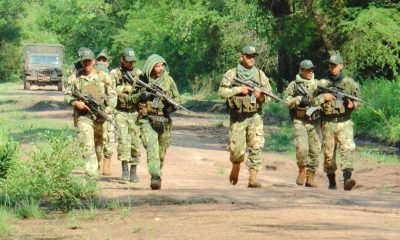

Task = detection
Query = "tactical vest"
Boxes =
[321,77,354,117]
[227,68,262,114]
[290,82,318,121]
[114,67,140,112]
[138,74,174,117]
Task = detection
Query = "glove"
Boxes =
[299,96,309,107]
[140,91,154,101]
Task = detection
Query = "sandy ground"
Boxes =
[5,86,400,240]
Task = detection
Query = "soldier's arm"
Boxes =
[218,70,242,99]
[168,75,181,103]
[284,82,302,109]
[104,74,117,112]
[347,77,361,109]
[259,71,272,104]
[64,75,78,106]
[315,79,331,105]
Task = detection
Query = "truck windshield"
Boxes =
[30,56,60,64]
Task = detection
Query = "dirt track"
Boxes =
[9,87,400,240]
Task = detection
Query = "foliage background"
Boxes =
[0,0,400,143]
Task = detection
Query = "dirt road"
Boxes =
[9,87,400,240]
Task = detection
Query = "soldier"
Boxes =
[109,48,142,183]
[284,60,321,187]
[317,55,360,190]
[136,54,180,190]
[218,45,272,188]
[95,52,115,176]
[64,48,117,180]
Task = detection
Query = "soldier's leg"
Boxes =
[77,117,98,178]
[246,114,264,188]
[158,120,172,169]
[322,121,338,189]
[138,119,161,189]
[228,119,247,185]
[293,119,308,185]
[115,112,131,181]
[94,122,104,170]
[305,122,321,187]
[128,112,141,183]
[337,120,356,190]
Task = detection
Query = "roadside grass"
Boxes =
[14,197,43,219]
[0,207,14,238]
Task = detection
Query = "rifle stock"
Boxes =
[317,85,370,106]
[232,77,287,104]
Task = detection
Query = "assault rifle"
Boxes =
[124,71,192,114]
[317,85,370,106]
[296,84,322,118]
[232,77,287,104]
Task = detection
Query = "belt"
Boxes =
[115,106,136,113]
[230,111,260,122]
[322,115,351,123]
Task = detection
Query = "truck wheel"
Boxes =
[24,81,31,90]
[57,81,63,91]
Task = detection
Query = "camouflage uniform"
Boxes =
[316,55,360,190]
[64,51,116,179]
[218,46,272,188]
[284,60,321,187]
[136,54,180,189]
[109,67,142,167]
[285,74,321,172]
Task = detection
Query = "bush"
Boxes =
[1,130,97,212]
[0,134,19,180]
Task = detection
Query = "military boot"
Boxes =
[296,166,306,186]
[343,170,356,191]
[129,165,139,183]
[121,162,129,182]
[150,176,161,190]
[102,157,111,176]
[305,170,317,187]
[248,169,262,188]
[229,163,240,185]
[327,173,337,190]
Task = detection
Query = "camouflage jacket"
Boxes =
[64,70,117,119]
[316,75,360,117]
[109,67,142,112]
[218,67,271,114]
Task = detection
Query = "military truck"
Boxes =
[23,44,64,91]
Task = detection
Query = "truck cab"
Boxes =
[23,44,64,91]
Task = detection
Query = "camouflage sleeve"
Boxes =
[315,79,330,105]
[348,77,361,109]
[259,70,272,104]
[284,81,302,109]
[169,76,181,103]
[104,73,117,112]
[64,74,78,106]
[218,69,242,99]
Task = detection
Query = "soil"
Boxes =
[6,86,400,240]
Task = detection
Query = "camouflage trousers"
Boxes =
[102,118,115,159]
[76,116,104,178]
[138,117,172,179]
[293,119,321,172]
[322,119,355,173]
[115,110,141,165]
[228,113,264,171]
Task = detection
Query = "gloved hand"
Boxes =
[140,91,154,101]
[299,96,309,107]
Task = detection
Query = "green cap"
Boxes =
[241,45,259,55]
[329,55,343,64]
[80,49,95,61]
[299,59,315,69]
[96,52,109,60]
[121,48,137,61]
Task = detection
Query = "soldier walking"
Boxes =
[109,48,142,183]
[64,48,117,180]
[135,54,181,190]
[218,45,272,188]
[284,60,321,187]
[95,52,115,176]
[317,55,360,190]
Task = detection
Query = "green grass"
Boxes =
[14,197,43,219]
[0,207,14,238]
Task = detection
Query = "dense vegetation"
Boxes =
[1,0,400,144]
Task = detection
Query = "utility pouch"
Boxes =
[149,115,169,131]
